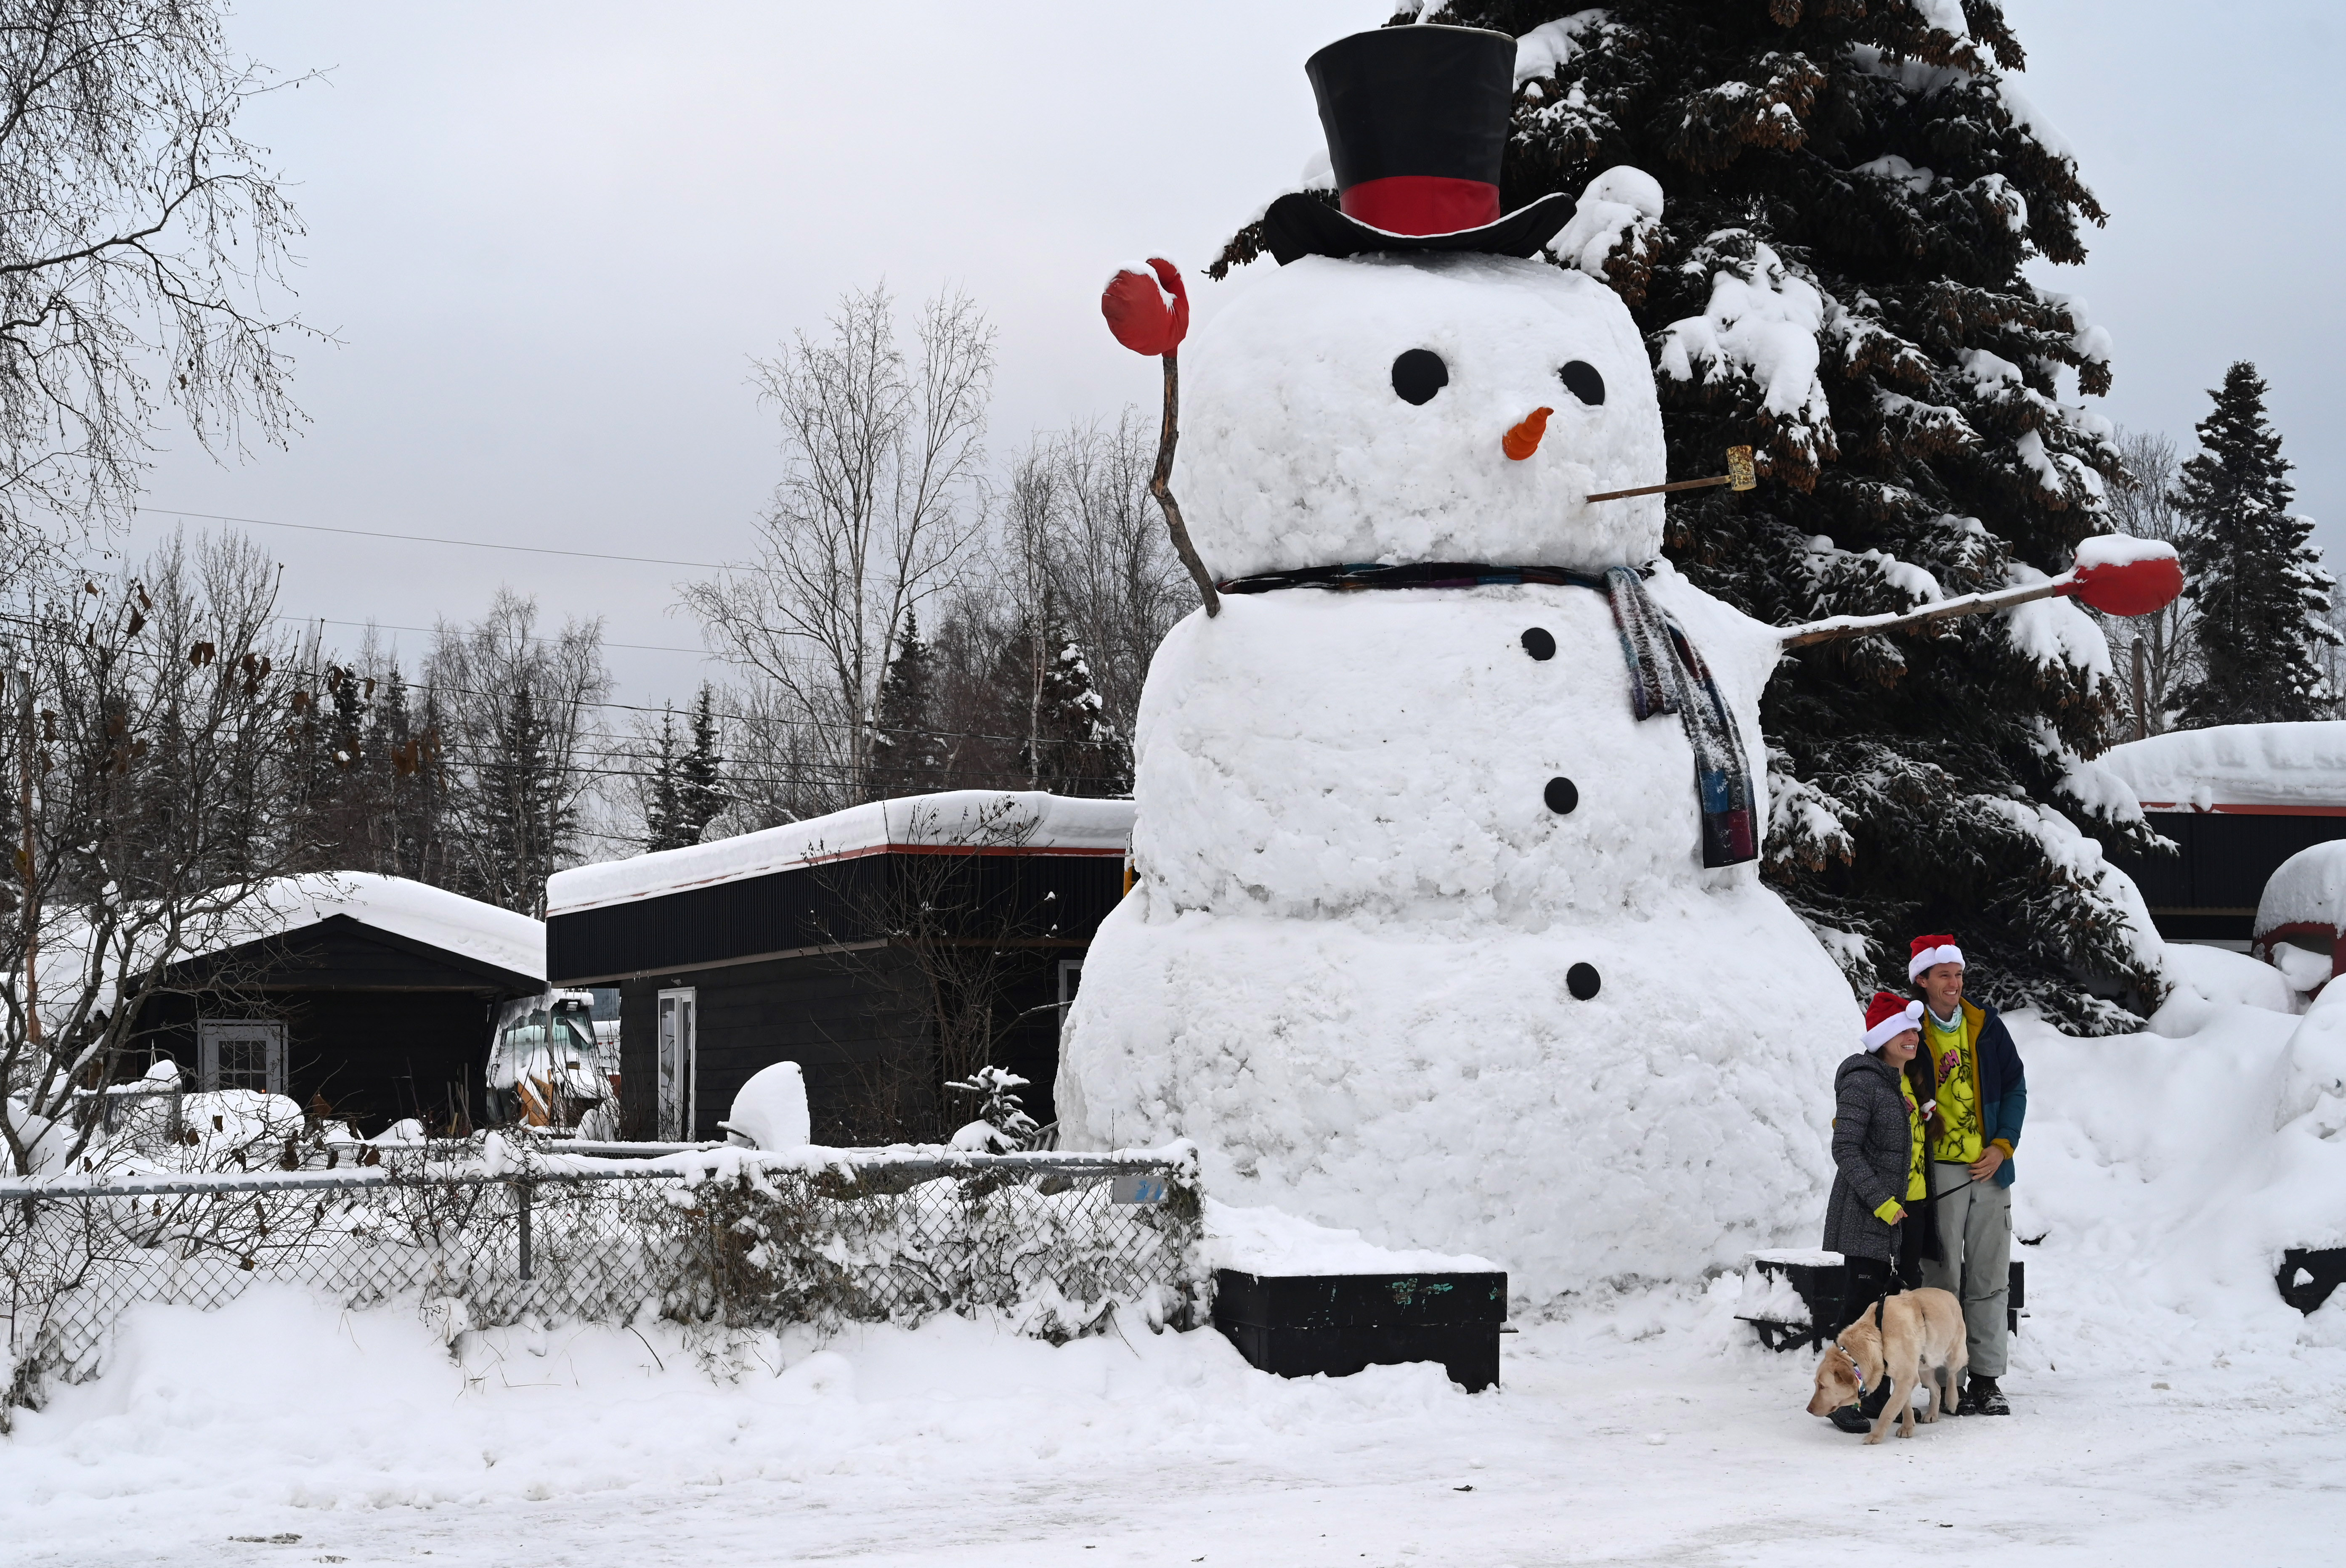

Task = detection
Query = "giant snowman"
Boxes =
[1057,24,1857,1305]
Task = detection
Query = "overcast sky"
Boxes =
[119,0,2346,716]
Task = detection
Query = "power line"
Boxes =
[134,507,735,572]
[273,616,711,657]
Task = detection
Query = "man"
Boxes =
[1908,934,2027,1415]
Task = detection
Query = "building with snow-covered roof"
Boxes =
[129,873,547,1134]
[2103,722,2346,945]
[543,791,1133,1144]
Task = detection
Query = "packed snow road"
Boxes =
[5,1262,2341,1568]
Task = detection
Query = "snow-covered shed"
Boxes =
[2102,722,2346,944]
[133,874,546,1134]
[543,792,1133,1144]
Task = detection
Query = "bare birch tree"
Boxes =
[685,285,993,817]
[2105,428,2198,737]
[1040,410,1192,738]
[0,2,316,550]
[0,533,306,1176]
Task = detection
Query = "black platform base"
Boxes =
[2279,1248,2346,1313]
[1212,1269,1507,1393]
[1740,1255,2027,1352]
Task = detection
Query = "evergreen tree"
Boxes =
[366,665,451,883]
[1215,3,2159,1028]
[677,684,726,839]
[1028,627,1132,797]
[641,706,687,851]
[2173,362,2336,724]
[466,681,576,916]
[982,610,1132,797]
[871,612,947,799]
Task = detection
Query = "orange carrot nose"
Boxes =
[1504,406,1553,461]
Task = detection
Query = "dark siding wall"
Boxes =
[619,978,657,1141]
[131,922,526,1135]
[609,946,1081,1146]
[2112,812,2346,941]
[616,951,933,1144]
[693,950,933,1144]
[139,986,496,1135]
[548,853,1125,983]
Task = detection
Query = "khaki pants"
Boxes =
[1919,1160,2011,1377]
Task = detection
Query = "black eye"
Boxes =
[1559,360,1606,405]
[1392,348,1448,405]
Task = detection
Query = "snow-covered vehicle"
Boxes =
[486,991,618,1136]
[2254,840,2346,997]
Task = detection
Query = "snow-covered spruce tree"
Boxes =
[871,612,947,798]
[677,685,726,838]
[1215,2,2160,1027]
[640,707,687,851]
[989,616,1133,798]
[2173,361,2336,725]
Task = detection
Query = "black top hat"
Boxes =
[1263,24,1575,266]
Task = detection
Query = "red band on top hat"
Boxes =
[1339,175,1502,236]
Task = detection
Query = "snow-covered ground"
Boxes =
[8,969,2346,1565]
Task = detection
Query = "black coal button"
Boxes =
[1543,776,1579,815]
[1521,626,1556,660]
[1567,963,1601,1000]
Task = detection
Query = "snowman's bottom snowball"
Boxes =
[1056,885,1853,1308]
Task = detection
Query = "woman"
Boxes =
[1819,991,1937,1431]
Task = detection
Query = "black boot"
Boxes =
[1966,1375,2009,1415]
[1830,1379,1892,1434]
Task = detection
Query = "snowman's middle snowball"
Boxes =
[1177,251,1667,580]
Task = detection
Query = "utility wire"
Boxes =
[134,507,735,572]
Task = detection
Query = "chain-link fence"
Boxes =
[0,1149,1203,1427]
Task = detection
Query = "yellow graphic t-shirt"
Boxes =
[1927,1010,1982,1164]
[1900,1077,1928,1201]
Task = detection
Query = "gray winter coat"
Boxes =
[1822,1051,1919,1264]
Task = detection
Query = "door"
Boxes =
[657,988,697,1141]
[198,1020,287,1097]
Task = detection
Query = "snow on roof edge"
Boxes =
[248,873,547,983]
[546,791,1136,918]
[2100,722,2346,810]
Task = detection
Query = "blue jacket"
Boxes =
[1954,1000,2027,1188]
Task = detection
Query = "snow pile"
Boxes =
[1512,11,1610,85]
[1204,1198,1497,1278]
[1173,252,1666,579]
[2012,985,2346,1340]
[1546,165,1663,281]
[2001,562,2112,683]
[2075,532,2179,569]
[2155,941,2298,1023]
[1656,241,1831,429]
[1060,569,1855,1306]
[2256,840,2346,938]
[548,791,1133,915]
[722,1061,811,1150]
[2101,721,2346,810]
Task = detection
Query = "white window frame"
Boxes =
[197,1019,287,1097]
[657,988,698,1142]
[1057,959,1084,1030]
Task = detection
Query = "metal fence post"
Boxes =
[518,1180,533,1284]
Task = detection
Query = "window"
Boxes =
[198,1020,286,1097]
[1057,960,1084,1031]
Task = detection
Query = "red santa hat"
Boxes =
[1908,933,1965,982]
[1864,991,1925,1051]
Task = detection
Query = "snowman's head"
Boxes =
[1178,252,1665,580]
